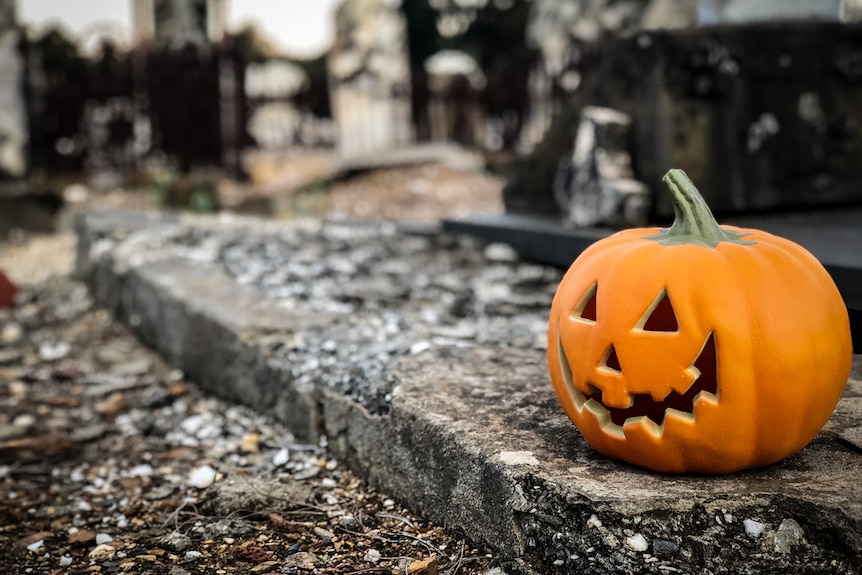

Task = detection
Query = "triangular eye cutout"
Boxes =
[570,283,598,323]
[638,289,679,332]
[602,344,622,373]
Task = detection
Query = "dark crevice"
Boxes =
[604,344,622,372]
[578,286,598,322]
[643,291,679,332]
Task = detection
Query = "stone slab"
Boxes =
[76,209,862,574]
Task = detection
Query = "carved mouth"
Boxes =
[557,333,718,437]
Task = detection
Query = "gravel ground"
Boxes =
[0,165,508,575]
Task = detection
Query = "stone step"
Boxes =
[76,209,862,574]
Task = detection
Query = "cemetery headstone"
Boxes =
[424,50,486,148]
[554,106,649,228]
[245,61,309,149]
[328,0,413,157]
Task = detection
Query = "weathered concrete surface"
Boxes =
[76,209,862,574]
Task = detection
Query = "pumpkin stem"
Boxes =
[647,169,752,247]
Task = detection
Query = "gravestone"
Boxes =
[245,60,309,149]
[328,0,413,157]
[554,106,649,228]
[424,50,486,148]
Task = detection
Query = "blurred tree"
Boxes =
[27,26,90,173]
[31,26,86,89]
[232,22,281,63]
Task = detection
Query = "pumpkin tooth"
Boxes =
[664,408,696,424]
[584,399,625,439]
[623,415,662,437]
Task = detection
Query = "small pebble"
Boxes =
[251,560,282,573]
[320,477,337,488]
[744,518,767,538]
[313,527,335,543]
[484,242,519,263]
[160,531,192,552]
[364,549,381,563]
[188,465,217,489]
[12,413,36,428]
[6,384,27,404]
[408,555,440,574]
[184,550,202,562]
[272,448,289,467]
[338,515,361,530]
[652,539,678,556]
[293,467,319,481]
[626,533,648,552]
[26,540,44,552]
[0,322,22,344]
[410,340,432,355]
[128,464,154,477]
[89,544,116,561]
[95,392,128,416]
[39,341,71,361]
[240,432,260,453]
[96,533,113,545]
[774,518,804,554]
[283,552,318,570]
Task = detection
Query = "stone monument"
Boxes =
[553,106,649,228]
[424,50,486,148]
[245,60,309,149]
[328,0,413,157]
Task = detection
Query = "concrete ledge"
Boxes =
[76,209,862,574]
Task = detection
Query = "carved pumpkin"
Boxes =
[547,169,852,474]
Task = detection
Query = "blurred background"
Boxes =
[0,0,541,229]
[1,0,862,235]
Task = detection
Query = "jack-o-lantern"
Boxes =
[547,169,852,474]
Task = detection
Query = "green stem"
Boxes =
[647,169,752,248]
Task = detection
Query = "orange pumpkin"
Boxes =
[547,169,852,474]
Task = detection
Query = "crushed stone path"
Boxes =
[73,209,862,575]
